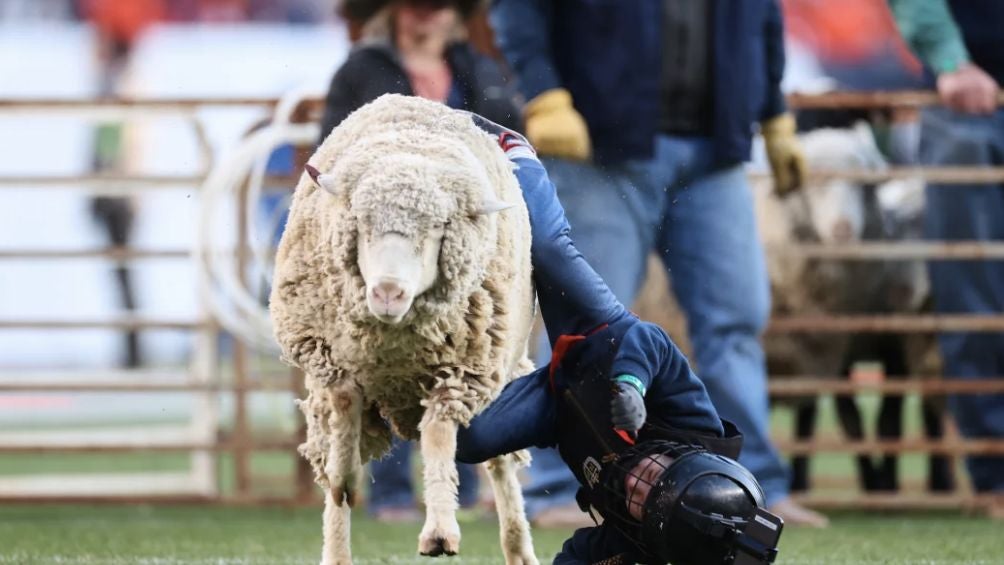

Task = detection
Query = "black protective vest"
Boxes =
[548,328,744,515]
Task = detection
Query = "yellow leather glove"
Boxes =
[762,112,807,196]
[524,88,591,161]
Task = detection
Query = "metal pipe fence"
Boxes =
[1,92,1002,512]
[0,95,298,504]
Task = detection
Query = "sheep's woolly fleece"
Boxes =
[269,94,532,481]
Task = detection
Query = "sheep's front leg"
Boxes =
[321,386,363,565]
[321,490,353,565]
[486,452,538,565]
[417,410,462,556]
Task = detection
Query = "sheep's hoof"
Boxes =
[418,522,461,557]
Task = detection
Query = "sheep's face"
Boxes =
[357,222,446,324]
[795,122,886,243]
[305,159,514,326]
[800,178,866,243]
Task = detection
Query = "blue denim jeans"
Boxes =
[368,436,480,512]
[524,135,791,513]
[921,108,1004,492]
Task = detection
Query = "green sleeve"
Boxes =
[887,0,970,74]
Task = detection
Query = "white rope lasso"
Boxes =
[195,88,319,352]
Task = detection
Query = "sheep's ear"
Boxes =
[476,199,516,215]
[304,164,341,196]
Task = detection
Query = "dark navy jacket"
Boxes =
[947,0,1004,84]
[489,0,788,166]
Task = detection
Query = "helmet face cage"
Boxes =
[595,440,766,564]
[594,441,706,559]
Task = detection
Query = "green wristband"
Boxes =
[614,374,646,397]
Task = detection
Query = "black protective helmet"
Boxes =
[640,450,765,564]
[596,441,780,565]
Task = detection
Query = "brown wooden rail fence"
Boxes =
[1,92,1003,513]
[0,96,302,505]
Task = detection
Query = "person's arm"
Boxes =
[513,157,631,341]
[760,0,787,122]
[611,322,725,436]
[465,113,629,341]
[456,367,558,464]
[488,0,560,102]
[887,0,969,76]
[887,0,999,113]
[760,0,806,196]
[489,0,590,160]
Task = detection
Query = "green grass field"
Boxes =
[1,394,999,563]
[0,505,1000,564]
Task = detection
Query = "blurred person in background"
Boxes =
[490,0,828,528]
[888,0,1004,495]
[321,0,518,136]
[79,0,167,368]
[782,0,927,166]
[318,0,521,522]
[783,0,925,92]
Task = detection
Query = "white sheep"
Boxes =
[752,123,949,493]
[269,94,538,565]
[756,123,893,386]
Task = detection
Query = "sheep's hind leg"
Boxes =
[486,451,538,565]
[321,386,363,565]
[417,412,462,557]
